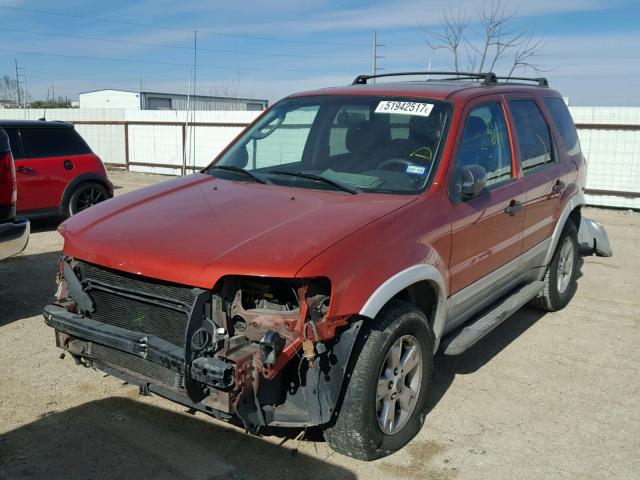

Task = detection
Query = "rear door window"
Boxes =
[4,128,24,159]
[508,100,554,173]
[21,127,91,158]
[543,97,581,156]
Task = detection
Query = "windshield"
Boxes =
[208,95,452,194]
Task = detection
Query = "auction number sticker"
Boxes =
[375,101,434,117]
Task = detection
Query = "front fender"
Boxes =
[296,196,451,351]
[358,263,448,351]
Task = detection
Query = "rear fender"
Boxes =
[540,191,585,275]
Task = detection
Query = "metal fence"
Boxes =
[72,120,250,175]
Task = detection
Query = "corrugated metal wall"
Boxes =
[141,93,267,111]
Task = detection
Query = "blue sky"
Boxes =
[0,0,639,105]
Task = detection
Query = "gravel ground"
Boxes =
[1,170,638,480]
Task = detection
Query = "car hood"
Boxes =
[60,173,416,288]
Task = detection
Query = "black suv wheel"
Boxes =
[67,182,110,216]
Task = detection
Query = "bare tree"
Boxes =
[507,33,547,77]
[0,75,19,101]
[209,74,243,110]
[420,0,546,77]
[422,9,470,74]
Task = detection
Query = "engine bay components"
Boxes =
[190,356,235,389]
[259,331,286,366]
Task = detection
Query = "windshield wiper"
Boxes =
[266,170,359,195]
[208,165,268,184]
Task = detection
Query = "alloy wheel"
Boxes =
[376,335,423,435]
[557,236,575,294]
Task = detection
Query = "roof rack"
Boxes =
[352,71,498,85]
[494,76,549,87]
[351,71,549,87]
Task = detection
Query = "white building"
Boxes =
[78,89,268,111]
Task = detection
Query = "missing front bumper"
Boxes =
[43,303,235,395]
[43,304,185,373]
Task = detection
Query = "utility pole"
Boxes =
[191,30,198,170]
[14,59,27,115]
[14,59,21,107]
[371,30,385,84]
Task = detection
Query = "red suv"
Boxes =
[0,127,29,260]
[44,72,611,460]
[1,120,113,217]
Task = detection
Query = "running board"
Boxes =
[441,281,545,356]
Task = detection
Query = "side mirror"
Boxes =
[460,164,487,200]
[226,145,249,169]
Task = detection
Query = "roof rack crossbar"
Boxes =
[494,76,549,87]
[352,71,497,85]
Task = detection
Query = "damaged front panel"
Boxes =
[44,257,360,431]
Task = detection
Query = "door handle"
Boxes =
[552,180,566,194]
[15,166,33,173]
[505,200,524,216]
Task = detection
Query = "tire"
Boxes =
[323,299,434,460]
[531,220,579,312]
[65,182,110,216]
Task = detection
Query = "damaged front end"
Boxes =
[43,257,361,431]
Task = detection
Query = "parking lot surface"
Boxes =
[1,171,638,479]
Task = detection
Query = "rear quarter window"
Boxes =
[21,127,91,158]
[3,128,24,159]
[543,97,581,156]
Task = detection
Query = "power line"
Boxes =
[0,4,367,47]
[0,26,361,60]
[0,47,360,74]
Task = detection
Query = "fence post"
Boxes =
[124,122,130,171]
[182,123,187,176]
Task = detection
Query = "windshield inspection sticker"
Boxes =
[375,101,434,117]
[406,164,427,175]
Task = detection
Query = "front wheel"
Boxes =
[323,300,434,460]
[66,182,110,216]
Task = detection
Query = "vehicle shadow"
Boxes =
[427,257,586,411]
[27,216,65,233]
[0,250,61,327]
[426,305,548,413]
[0,397,356,480]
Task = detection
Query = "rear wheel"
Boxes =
[531,221,579,311]
[66,182,110,216]
[323,299,433,460]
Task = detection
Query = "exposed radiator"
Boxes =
[76,261,199,348]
